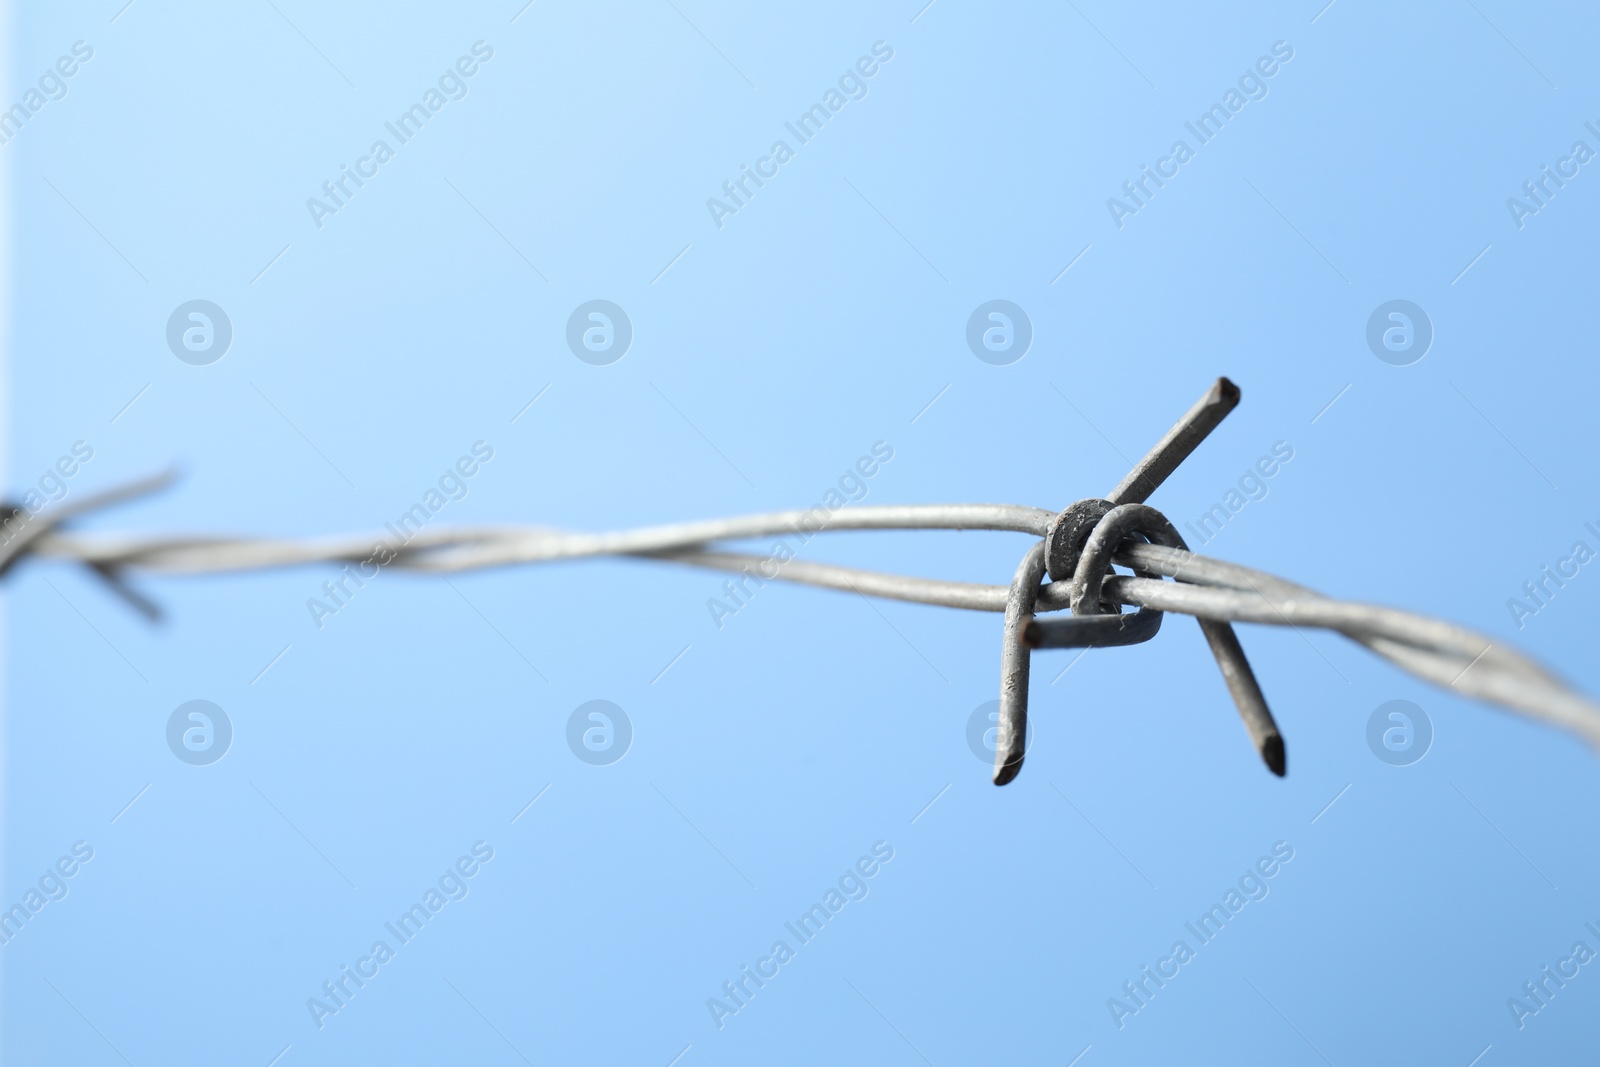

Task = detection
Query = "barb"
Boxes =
[0,467,177,619]
[1020,377,1279,784]
[10,383,1600,783]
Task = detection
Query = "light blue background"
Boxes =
[6,1,1600,1063]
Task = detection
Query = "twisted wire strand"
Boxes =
[25,503,1600,751]
[17,379,1587,788]
[31,504,1055,571]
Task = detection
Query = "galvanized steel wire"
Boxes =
[10,378,1600,784]
[23,493,1600,760]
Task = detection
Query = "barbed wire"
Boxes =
[10,378,1599,785]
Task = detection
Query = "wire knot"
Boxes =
[998,492,1285,784]
[1052,501,1186,614]
[1044,498,1113,603]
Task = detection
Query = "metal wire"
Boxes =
[10,380,1600,784]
